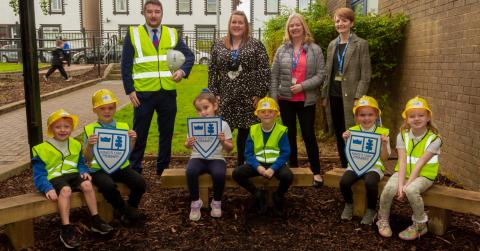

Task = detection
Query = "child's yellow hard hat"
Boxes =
[46,109,78,137]
[92,89,118,109]
[254,97,280,116]
[402,96,432,119]
[352,95,381,115]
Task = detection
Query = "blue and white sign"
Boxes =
[93,128,130,174]
[345,130,382,176]
[187,117,222,159]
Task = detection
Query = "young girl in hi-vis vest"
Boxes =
[377,96,442,240]
[340,95,390,225]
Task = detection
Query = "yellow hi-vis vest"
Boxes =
[84,122,131,172]
[130,25,179,91]
[349,125,389,172]
[32,138,81,180]
[250,123,288,164]
[394,130,440,180]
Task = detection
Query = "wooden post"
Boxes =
[200,188,209,208]
[97,200,114,223]
[352,183,367,217]
[5,219,34,250]
[428,207,450,235]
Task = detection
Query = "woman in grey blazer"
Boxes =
[321,8,372,168]
[271,13,325,186]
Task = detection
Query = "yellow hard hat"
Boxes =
[255,97,280,116]
[352,95,381,115]
[92,89,118,109]
[46,109,78,137]
[402,96,432,119]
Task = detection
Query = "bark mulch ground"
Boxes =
[0,65,106,106]
[0,157,479,251]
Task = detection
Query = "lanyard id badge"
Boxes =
[335,33,352,82]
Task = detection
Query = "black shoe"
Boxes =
[121,205,141,221]
[254,190,267,215]
[91,215,114,235]
[60,224,80,249]
[272,192,285,217]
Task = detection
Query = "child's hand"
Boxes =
[81,173,92,181]
[45,189,58,201]
[218,132,225,142]
[381,135,389,143]
[256,166,266,176]
[128,130,137,139]
[396,188,405,201]
[185,137,196,147]
[264,168,275,179]
[342,130,351,141]
[88,135,99,146]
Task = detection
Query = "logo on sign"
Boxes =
[187,117,222,158]
[93,128,130,174]
[345,130,382,176]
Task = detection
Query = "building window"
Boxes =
[195,25,216,51]
[164,24,185,38]
[351,0,367,15]
[177,0,192,15]
[49,0,64,14]
[40,25,62,48]
[114,0,129,14]
[205,0,220,15]
[265,0,279,15]
[297,0,312,11]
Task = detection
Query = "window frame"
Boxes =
[297,0,312,11]
[49,0,65,15]
[205,0,221,15]
[177,0,192,15]
[351,0,368,15]
[264,0,280,15]
[113,0,129,15]
[195,25,216,51]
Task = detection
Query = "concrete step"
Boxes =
[106,73,122,80]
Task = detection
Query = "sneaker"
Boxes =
[121,205,141,221]
[272,192,285,217]
[361,209,376,225]
[66,76,72,81]
[189,199,203,221]
[210,200,222,218]
[376,217,392,238]
[399,222,428,240]
[91,215,114,235]
[43,75,48,82]
[60,224,80,249]
[254,190,267,215]
[341,203,353,220]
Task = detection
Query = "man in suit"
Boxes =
[121,0,194,176]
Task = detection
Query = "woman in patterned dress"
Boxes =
[208,10,271,165]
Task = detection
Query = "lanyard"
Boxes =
[231,49,239,61]
[291,47,302,71]
[336,33,352,73]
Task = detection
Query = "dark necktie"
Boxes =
[152,28,159,50]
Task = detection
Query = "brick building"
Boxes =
[328,0,480,191]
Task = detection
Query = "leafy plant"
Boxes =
[9,0,49,16]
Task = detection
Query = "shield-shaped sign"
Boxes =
[345,130,382,176]
[187,117,222,158]
[93,128,130,174]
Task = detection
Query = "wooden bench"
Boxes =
[160,167,314,207]
[324,168,480,235]
[0,184,129,250]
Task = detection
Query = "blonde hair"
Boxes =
[283,13,314,44]
[224,10,250,50]
[400,109,440,135]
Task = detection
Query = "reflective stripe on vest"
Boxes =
[395,130,439,180]
[250,123,287,164]
[84,122,131,172]
[32,138,81,180]
[349,125,389,171]
[130,25,178,91]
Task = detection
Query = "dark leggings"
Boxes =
[339,170,380,210]
[329,95,348,168]
[278,100,321,174]
[236,128,249,165]
[45,65,68,79]
[186,158,226,201]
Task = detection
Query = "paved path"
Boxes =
[0,80,129,168]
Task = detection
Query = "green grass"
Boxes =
[0,63,48,72]
[114,64,212,155]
